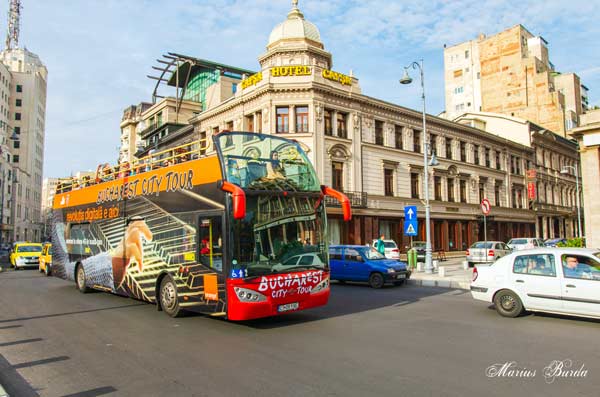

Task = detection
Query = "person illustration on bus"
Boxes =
[111,216,153,289]
[266,150,285,179]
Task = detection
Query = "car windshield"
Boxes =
[17,245,42,253]
[413,242,426,248]
[471,242,493,249]
[360,247,386,260]
[383,242,397,248]
[508,239,527,245]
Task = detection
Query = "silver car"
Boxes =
[466,241,512,267]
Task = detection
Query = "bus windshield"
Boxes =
[216,132,320,192]
[231,194,327,276]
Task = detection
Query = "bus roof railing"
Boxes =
[55,137,211,194]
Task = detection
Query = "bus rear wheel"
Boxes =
[160,277,183,318]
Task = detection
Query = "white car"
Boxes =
[507,237,545,251]
[371,239,400,260]
[271,253,324,272]
[471,248,600,319]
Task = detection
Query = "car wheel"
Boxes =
[493,289,524,318]
[368,272,385,289]
[45,264,51,277]
[76,265,90,293]
[159,277,183,318]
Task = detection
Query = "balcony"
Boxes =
[325,190,367,208]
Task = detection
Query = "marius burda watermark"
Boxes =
[486,359,588,383]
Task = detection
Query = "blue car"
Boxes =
[329,245,409,288]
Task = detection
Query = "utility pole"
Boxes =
[5,0,22,50]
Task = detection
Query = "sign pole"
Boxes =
[484,214,487,263]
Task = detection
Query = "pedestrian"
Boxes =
[376,234,386,255]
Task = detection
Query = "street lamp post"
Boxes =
[400,59,436,274]
[561,164,582,240]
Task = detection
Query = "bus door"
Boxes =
[194,213,227,311]
[198,215,224,273]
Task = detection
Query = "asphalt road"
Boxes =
[1,265,599,397]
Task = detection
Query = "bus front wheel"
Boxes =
[159,277,183,318]
[76,265,90,293]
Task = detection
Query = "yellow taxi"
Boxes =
[39,243,53,276]
[10,242,43,270]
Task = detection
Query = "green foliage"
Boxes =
[557,237,584,248]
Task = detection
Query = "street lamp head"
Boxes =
[429,153,439,167]
[399,68,413,85]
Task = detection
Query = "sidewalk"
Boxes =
[406,257,474,290]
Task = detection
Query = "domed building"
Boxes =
[134,0,580,249]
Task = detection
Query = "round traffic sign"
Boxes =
[481,198,491,215]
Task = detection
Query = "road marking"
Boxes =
[0,338,43,348]
[13,356,70,369]
[0,325,22,330]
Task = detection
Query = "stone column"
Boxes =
[331,109,338,137]
[289,105,296,134]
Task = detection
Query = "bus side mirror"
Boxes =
[321,186,352,221]
[219,180,246,220]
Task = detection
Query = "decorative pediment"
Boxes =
[327,144,350,160]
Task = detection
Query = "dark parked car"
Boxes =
[329,245,409,288]
[544,238,567,247]
[408,241,426,261]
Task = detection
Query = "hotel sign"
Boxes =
[241,72,263,89]
[270,65,312,77]
[322,69,352,86]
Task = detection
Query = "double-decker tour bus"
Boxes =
[51,131,351,320]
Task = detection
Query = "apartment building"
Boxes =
[570,109,600,248]
[0,47,47,242]
[455,112,581,239]
[444,25,588,135]
[0,61,13,245]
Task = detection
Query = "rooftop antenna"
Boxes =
[5,0,22,50]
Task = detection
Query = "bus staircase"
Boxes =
[93,197,224,312]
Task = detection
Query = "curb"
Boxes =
[407,278,470,290]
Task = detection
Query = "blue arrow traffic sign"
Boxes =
[404,206,418,236]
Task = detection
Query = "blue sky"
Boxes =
[9,0,600,178]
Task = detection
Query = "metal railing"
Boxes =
[56,138,211,194]
[325,190,367,208]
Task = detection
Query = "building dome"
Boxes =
[267,0,322,48]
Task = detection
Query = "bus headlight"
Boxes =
[234,287,267,303]
[311,278,329,294]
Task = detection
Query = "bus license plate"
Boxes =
[278,302,299,312]
[396,274,406,279]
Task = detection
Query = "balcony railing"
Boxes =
[325,190,367,208]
